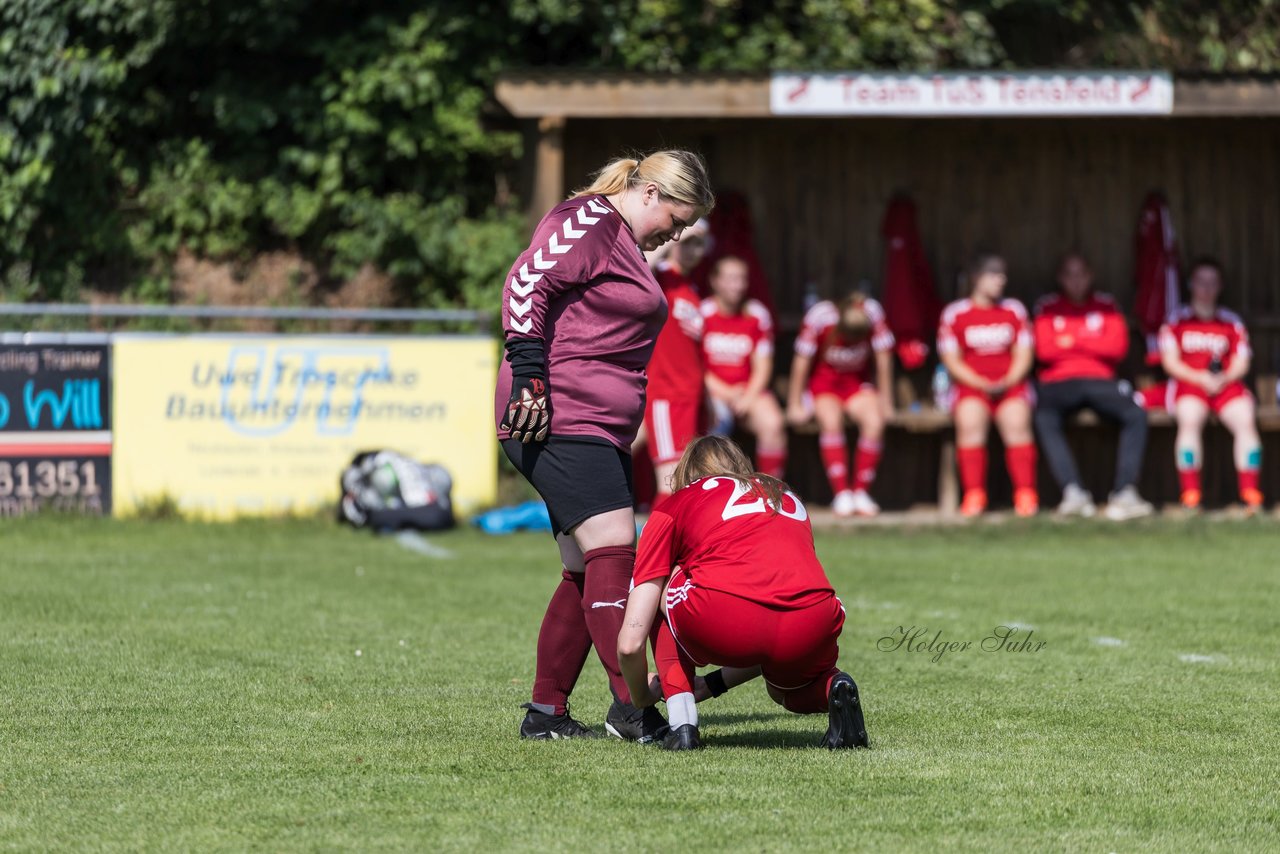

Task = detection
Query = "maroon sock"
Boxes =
[582,545,636,705]
[780,667,840,714]
[530,569,592,715]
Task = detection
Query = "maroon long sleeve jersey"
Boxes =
[494,194,668,449]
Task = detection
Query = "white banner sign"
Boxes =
[771,72,1173,116]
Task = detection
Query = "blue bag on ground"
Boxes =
[473,500,552,534]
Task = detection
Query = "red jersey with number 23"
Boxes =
[633,476,834,608]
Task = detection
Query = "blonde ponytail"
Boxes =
[574,157,640,198]
[573,149,714,218]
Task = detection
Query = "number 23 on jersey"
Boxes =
[701,476,808,522]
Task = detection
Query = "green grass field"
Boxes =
[3,515,1279,851]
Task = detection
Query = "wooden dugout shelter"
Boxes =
[496,71,1280,510]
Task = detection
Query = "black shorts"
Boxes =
[502,436,634,536]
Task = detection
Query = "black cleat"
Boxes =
[822,673,870,749]
[662,723,702,751]
[519,703,603,740]
[604,699,670,744]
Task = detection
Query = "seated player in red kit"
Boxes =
[700,254,787,479]
[937,253,1039,517]
[1159,257,1264,511]
[617,435,869,751]
[787,290,894,517]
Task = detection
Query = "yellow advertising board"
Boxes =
[112,335,497,518]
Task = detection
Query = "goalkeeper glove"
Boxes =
[501,338,551,443]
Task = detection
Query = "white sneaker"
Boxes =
[849,489,880,517]
[1057,484,1096,517]
[1104,486,1154,521]
[831,489,858,517]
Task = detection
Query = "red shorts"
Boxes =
[1135,381,1174,412]
[665,568,845,690]
[951,380,1034,412]
[643,396,701,464]
[1172,379,1251,414]
[809,372,874,404]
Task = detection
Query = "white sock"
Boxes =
[666,692,698,729]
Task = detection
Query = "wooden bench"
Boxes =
[779,381,1280,513]
[765,318,1280,510]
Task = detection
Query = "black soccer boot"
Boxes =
[821,673,870,749]
[519,703,603,740]
[604,699,670,744]
[661,723,702,751]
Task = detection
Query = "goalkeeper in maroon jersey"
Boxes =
[617,435,870,751]
[496,150,714,742]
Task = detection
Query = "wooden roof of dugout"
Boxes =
[496,72,1280,118]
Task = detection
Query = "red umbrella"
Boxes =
[1133,191,1181,365]
[880,195,941,370]
[691,190,777,314]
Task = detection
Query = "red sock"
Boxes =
[957,446,987,494]
[757,447,786,480]
[654,620,695,699]
[819,432,849,495]
[1238,468,1260,495]
[780,667,840,714]
[582,546,636,705]
[531,569,592,715]
[1179,467,1201,495]
[853,439,882,491]
[1004,443,1037,493]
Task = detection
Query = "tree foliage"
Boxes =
[2,0,1278,305]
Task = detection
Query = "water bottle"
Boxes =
[709,397,735,437]
[802,281,820,311]
[932,364,951,412]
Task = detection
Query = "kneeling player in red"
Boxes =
[617,435,869,751]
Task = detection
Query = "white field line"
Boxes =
[1178,653,1227,665]
[1092,636,1127,647]
[394,531,453,559]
